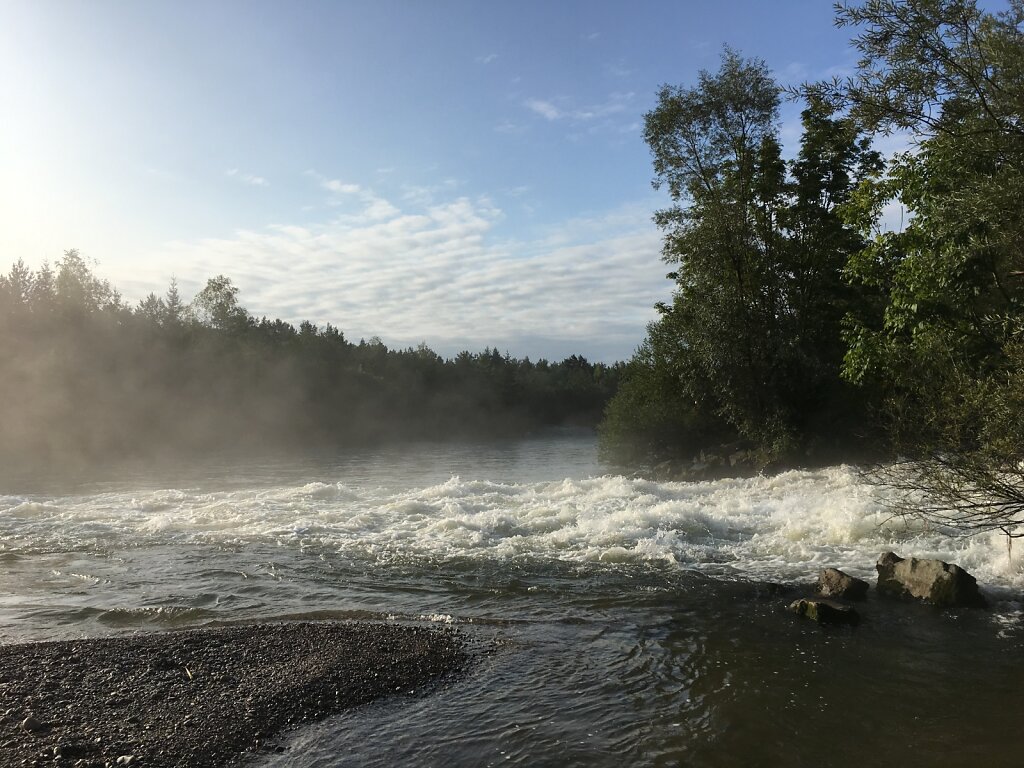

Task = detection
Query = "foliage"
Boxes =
[602,50,881,465]
[805,0,1024,534]
[0,257,622,472]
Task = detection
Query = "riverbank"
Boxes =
[0,622,467,767]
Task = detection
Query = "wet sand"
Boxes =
[0,622,466,767]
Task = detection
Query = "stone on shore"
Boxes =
[0,622,467,768]
[816,567,869,601]
[876,551,987,608]
[788,598,860,625]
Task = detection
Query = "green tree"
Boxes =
[644,49,791,451]
[55,249,117,313]
[602,50,879,465]
[191,275,249,331]
[0,260,33,310]
[164,278,185,326]
[810,0,1024,535]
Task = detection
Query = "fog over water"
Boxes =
[2,433,1023,766]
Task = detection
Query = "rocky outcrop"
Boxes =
[876,552,987,608]
[816,567,869,601]
[788,598,860,625]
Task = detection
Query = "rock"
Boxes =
[19,716,43,733]
[53,742,90,759]
[115,756,135,766]
[788,598,860,625]
[816,567,869,601]
[876,551,987,608]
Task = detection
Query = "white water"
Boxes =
[4,436,1024,766]
[3,464,1021,597]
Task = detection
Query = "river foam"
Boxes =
[2,466,1022,592]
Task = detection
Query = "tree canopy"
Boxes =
[603,0,1024,535]
[602,49,881,467]
[814,0,1024,536]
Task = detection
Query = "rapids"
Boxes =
[1,432,1021,766]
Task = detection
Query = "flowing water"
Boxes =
[1,432,1022,767]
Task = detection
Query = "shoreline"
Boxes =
[0,621,467,767]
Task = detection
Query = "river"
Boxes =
[1,431,1022,766]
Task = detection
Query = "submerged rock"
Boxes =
[876,552,987,608]
[788,598,860,625]
[816,568,869,601]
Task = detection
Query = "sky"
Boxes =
[1,0,877,362]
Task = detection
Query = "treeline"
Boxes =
[0,252,621,470]
[603,0,1024,534]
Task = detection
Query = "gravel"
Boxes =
[0,621,467,767]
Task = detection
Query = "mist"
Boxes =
[0,252,622,485]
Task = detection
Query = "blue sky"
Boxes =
[2,1,870,361]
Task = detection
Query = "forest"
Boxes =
[0,252,620,472]
[600,0,1024,535]
[4,0,1021,538]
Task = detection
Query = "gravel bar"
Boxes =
[0,621,467,767]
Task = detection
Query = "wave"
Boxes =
[2,467,1021,591]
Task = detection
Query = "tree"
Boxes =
[0,260,33,310]
[809,0,1024,535]
[164,278,185,326]
[137,292,167,324]
[190,275,249,331]
[55,249,117,313]
[602,50,879,464]
[644,49,792,450]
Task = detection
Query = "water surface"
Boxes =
[1,432,1021,766]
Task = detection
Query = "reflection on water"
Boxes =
[1,432,1023,766]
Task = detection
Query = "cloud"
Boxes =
[494,119,526,135]
[605,60,634,78]
[526,99,563,121]
[524,92,635,124]
[322,179,361,194]
[476,53,498,64]
[149,187,666,361]
[400,178,461,206]
[304,170,400,219]
[225,168,269,187]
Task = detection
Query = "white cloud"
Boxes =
[303,170,399,220]
[400,178,462,206]
[605,60,633,78]
[225,168,269,187]
[476,53,498,64]
[526,99,563,121]
[322,179,361,194]
[495,119,526,134]
[524,92,635,124]
[149,187,666,361]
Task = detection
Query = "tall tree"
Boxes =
[644,49,791,450]
[602,51,879,464]
[809,0,1024,535]
[191,275,249,332]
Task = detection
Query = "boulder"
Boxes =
[875,552,987,608]
[816,567,869,601]
[788,598,860,625]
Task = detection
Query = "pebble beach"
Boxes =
[0,622,467,767]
